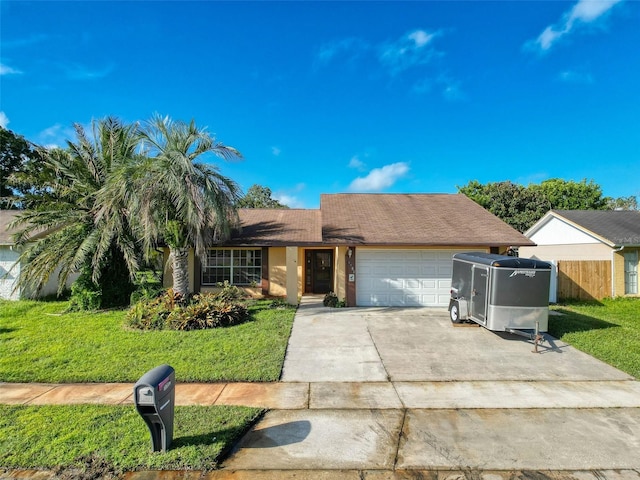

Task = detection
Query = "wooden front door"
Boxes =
[305,250,334,294]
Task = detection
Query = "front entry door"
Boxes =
[305,250,334,294]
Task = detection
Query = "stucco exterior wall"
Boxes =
[268,247,287,297]
[614,249,625,297]
[335,246,348,301]
[519,243,612,261]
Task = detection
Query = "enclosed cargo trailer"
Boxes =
[448,252,552,333]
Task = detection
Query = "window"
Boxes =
[202,249,262,286]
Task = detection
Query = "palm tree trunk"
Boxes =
[171,247,190,301]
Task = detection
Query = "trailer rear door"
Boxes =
[471,265,489,324]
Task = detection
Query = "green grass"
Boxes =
[549,297,640,379]
[0,404,262,474]
[0,299,296,383]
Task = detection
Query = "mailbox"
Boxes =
[133,364,175,452]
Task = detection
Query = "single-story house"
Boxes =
[164,193,535,307]
[520,210,640,299]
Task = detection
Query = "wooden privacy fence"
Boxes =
[557,260,611,301]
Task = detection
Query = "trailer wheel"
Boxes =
[450,301,462,324]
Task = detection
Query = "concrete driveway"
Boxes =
[224,297,640,476]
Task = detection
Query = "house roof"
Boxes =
[538,210,640,247]
[226,208,323,246]
[320,193,534,246]
[0,210,20,245]
[225,194,533,247]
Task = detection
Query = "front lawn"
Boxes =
[0,404,262,474]
[0,299,296,383]
[549,297,640,379]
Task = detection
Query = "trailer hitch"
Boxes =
[505,321,545,353]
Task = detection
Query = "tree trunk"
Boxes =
[171,247,190,301]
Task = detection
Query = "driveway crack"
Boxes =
[366,319,391,382]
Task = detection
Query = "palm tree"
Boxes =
[11,118,143,304]
[137,114,242,300]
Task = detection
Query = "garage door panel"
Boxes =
[421,280,436,289]
[356,249,466,307]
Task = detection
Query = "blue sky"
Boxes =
[1,0,638,208]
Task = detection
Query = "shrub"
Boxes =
[125,289,248,331]
[168,295,249,330]
[68,270,102,312]
[125,289,179,330]
[130,270,164,305]
[323,291,345,308]
[215,281,249,303]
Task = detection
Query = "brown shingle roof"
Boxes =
[320,193,533,246]
[226,209,323,246]
[0,210,20,245]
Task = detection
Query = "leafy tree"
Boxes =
[0,127,42,208]
[606,195,638,211]
[135,115,242,301]
[237,184,289,208]
[10,118,142,306]
[531,179,608,211]
[458,178,610,232]
[457,180,550,233]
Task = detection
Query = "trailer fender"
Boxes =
[449,298,469,323]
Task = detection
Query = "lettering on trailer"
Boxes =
[509,270,536,278]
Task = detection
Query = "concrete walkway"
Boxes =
[3,296,640,479]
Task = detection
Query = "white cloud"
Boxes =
[315,37,369,68]
[36,123,76,149]
[348,162,410,192]
[63,63,115,80]
[0,63,22,75]
[274,193,305,209]
[0,112,9,128]
[348,155,366,170]
[526,0,623,52]
[558,70,595,84]
[271,146,281,156]
[378,29,441,75]
[1,34,48,49]
[272,184,306,208]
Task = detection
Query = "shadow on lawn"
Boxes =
[171,426,243,448]
[549,308,620,337]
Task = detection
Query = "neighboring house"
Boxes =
[520,210,640,300]
[0,210,76,300]
[0,210,21,300]
[164,193,534,307]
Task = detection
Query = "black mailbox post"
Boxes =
[133,364,175,452]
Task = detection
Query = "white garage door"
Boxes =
[356,249,465,307]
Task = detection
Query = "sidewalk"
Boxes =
[4,379,640,409]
